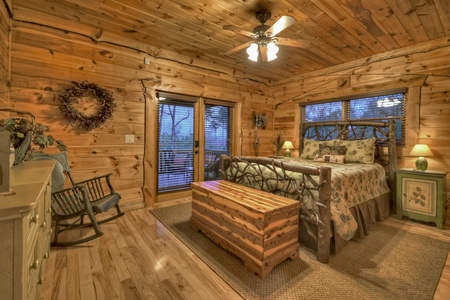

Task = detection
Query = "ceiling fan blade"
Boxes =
[265,15,296,37]
[275,37,310,48]
[224,41,253,55]
[259,44,268,62]
[222,25,254,37]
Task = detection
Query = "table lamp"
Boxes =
[409,144,433,171]
[282,141,294,157]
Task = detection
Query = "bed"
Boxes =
[219,120,397,263]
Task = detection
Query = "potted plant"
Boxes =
[0,109,67,165]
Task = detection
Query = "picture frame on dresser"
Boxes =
[396,168,448,229]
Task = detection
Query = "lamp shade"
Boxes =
[282,141,294,149]
[409,144,433,157]
[246,41,279,62]
[246,43,259,62]
[247,43,259,61]
[267,42,279,61]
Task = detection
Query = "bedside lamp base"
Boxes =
[285,149,291,157]
[415,156,428,171]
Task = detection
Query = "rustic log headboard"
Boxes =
[300,119,397,195]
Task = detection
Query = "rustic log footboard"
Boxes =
[219,155,333,263]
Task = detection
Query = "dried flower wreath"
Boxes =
[59,81,116,131]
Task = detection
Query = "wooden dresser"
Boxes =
[0,160,54,300]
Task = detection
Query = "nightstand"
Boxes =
[396,168,448,229]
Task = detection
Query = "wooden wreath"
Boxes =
[59,81,116,131]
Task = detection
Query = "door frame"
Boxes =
[194,98,204,183]
[144,89,242,207]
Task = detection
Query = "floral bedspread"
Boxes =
[225,158,390,241]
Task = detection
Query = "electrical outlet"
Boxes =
[125,134,135,144]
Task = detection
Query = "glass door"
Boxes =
[157,94,234,193]
[157,100,194,193]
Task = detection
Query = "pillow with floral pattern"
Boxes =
[316,144,348,157]
[300,139,334,160]
[334,137,376,164]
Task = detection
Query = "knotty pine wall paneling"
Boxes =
[272,37,450,220]
[0,0,11,113]
[8,2,274,208]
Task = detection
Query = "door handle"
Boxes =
[194,140,199,148]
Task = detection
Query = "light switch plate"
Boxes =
[125,135,135,143]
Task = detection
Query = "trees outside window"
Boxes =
[302,93,405,143]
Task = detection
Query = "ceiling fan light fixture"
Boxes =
[223,9,309,62]
[267,41,279,61]
[246,43,259,62]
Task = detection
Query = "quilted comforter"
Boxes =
[225,158,390,241]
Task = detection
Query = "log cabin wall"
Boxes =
[6,1,449,213]
[0,0,11,113]
[272,37,450,220]
[8,1,274,209]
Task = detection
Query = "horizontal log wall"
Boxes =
[8,2,274,208]
[272,37,450,220]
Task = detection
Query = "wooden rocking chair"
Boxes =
[33,152,125,246]
[51,184,105,246]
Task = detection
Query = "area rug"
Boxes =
[150,202,450,300]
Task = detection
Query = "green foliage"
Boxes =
[0,117,67,152]
[407,186,427,207]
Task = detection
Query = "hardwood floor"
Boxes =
[41,199,450,300]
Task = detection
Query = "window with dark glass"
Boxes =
[301,92,405,143]
[204,102,233,181]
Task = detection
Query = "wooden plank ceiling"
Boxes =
[13,0,450,83]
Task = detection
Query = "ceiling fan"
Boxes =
[223,9,310,62]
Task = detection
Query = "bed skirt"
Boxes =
[299,192,392,254]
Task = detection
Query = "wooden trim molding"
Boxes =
[405,86,421,147]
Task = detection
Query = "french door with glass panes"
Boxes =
[157,93,233,194]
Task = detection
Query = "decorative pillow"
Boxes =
[335,137,376,164]
[314,154,346,164]
[317,144,347,157]
[300,139,335,160]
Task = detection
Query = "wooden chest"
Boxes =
[190,180,300,278]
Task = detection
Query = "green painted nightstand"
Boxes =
[396,168,448,229]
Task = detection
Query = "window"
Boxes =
[204,102,233,180]
[304,102,342,122]
[301,92,405,143]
